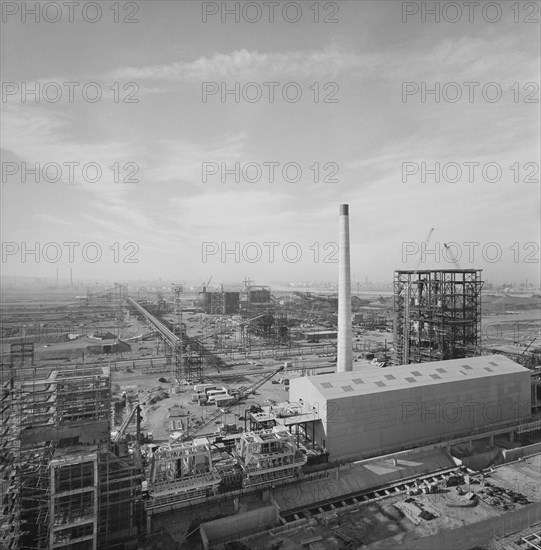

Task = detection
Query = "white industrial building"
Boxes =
[289,355,532,461]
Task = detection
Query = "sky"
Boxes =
[1,0,540,286]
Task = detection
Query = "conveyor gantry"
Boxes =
[127,297,179,348]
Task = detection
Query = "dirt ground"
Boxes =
[110,310,388,441]
[487,454,541,502]
[245,453,541,550]
[116,356,299,441]
[481,310,541,355]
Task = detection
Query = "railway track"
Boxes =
[280,467,460,523]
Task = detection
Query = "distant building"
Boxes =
[240,285,271,309]
[92,330,118,340]
[201,283,272,315]
[86,339,131,355]
[168,405,188,431]
[201,286,241,314]
[303,330,338,343]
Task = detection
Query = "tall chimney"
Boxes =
[337,204,352,372]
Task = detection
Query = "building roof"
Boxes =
[395,269,481,274]
[296,355,529,399]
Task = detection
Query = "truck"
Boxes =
[209,393,232,405]
[207,389,228,400]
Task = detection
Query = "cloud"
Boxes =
[106,30,538,87]
[143,133,247,186]
[2,15,538,281]
[108,47,367,82]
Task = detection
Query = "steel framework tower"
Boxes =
[171,284,184,383]
[393,269,483,364]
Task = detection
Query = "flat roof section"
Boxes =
[395,268,481,274]
[297,355,529,399]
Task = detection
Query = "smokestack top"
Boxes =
[340,204,349,215]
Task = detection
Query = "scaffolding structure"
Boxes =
[98,451,143,549]
[5,343,53,550]
[0,361,18,550]
[49,449,99,550]
[393,269,483,365]
[1,347,144,550]
[207,290,226,314]
[234,426,307,487]
[183,346,203,383]
[241,312,290,349]
[143,426,307,514]
[355,309,392,331]
[145,438,221,511]
[172,284,184,383]
[172,285,204,383]
[201,287,237,314]
[18,366,110,550]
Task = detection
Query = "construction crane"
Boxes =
[202,275,212,292]
[444,243,461,269]
[112,402,139,443]
[234,364,285,400]
[111,403,143,470]
[194,275,214,294]
[403,228,434,364]
[416,228,435,271]
[182,365,285,440]
[522,336,538,356]
[323,339,338,367]
[325,339,337,349]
